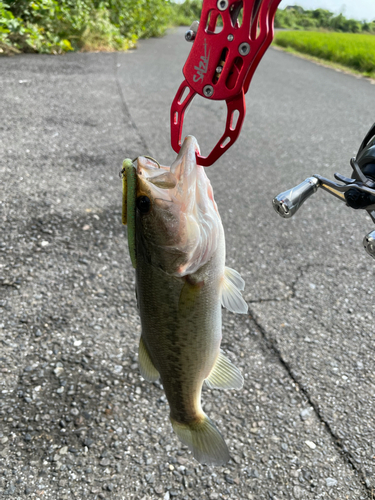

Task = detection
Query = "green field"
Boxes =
[274,31,375,78]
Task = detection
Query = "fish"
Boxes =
[121,136,248,466]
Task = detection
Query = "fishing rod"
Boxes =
[170,0,283,166]
[272,122,375,259]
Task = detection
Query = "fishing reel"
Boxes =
[272,122,375,259]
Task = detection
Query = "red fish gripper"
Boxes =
[170,0,282,166]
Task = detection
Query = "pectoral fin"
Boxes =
[138,336,159,382]
[221,266,248,314]
[205,351,244,390]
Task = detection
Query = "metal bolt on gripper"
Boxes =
[217,0,229,10]
[239,43,250,55]
[203,85,214,97]
[185,21,199,42]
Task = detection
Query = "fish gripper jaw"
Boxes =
[170,0,283,166]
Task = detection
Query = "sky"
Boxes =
[278,0,375,21]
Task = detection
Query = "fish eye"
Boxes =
[136,196,151,215]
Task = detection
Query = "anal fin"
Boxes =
[205,351,244,390]
[138,336,159,382]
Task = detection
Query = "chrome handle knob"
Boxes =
[363,230,375,259]
[272,177,320,219]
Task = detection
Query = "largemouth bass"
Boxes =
[122,136,248,466]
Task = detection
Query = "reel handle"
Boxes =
[363,230,375,259]
[273,176,375,261]
[272,177,320,218]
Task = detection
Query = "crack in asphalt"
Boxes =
[247,263,373,497]
[259,261,360,349]
[246,263,317,304]
[113,53,150,156]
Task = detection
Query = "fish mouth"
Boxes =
[136,156,169,183]
[170,136,221,276]
[136,136,202,206]
[134,137,221,277]
[136,156,176,204]
[171,136,200,195]
[170,135,218,216]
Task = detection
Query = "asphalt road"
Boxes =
[1,26,375,500]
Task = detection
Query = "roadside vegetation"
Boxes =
[272,6,375,79]
[1,1,374,57]
[275,6,375,33]
[274,31,375,78]
[171,0,201,26]
[0,0,177,54]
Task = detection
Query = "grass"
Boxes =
[0,0,173,55]
[274,31,375,79]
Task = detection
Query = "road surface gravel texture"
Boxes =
[1,26,374,500]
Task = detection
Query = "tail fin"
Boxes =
[171,414,229,466]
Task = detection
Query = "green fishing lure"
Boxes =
[121,156,161,269]
[121,158,137,269]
